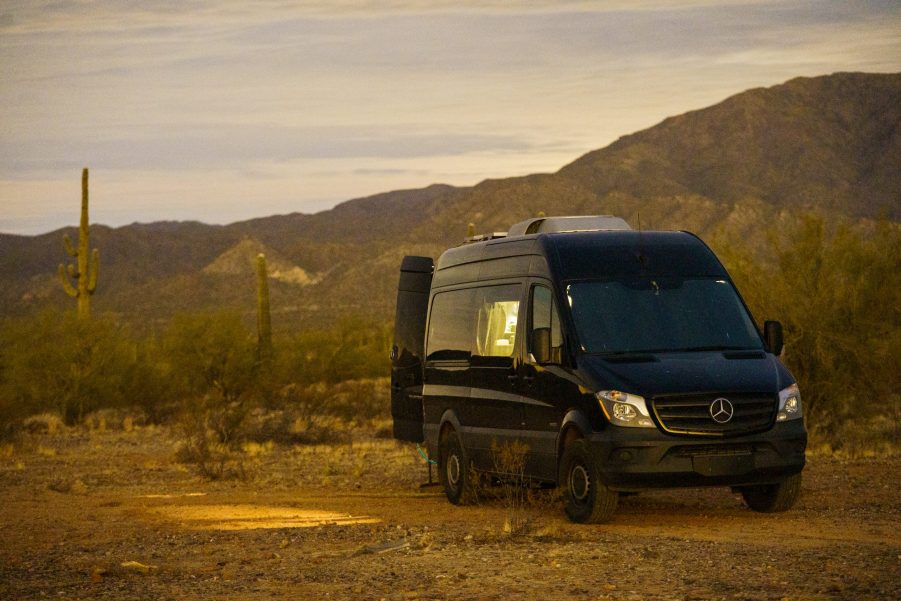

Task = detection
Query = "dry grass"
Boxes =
[488,440,530,535]
[808,413,900,458]
[22,413,65,435]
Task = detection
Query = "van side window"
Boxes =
[426,285,520,360]
[426,288,477,360]
[474,285,520,357]
[531,285,563,362]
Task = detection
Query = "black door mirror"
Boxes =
[764,320,783,356]
[531,327,552,364]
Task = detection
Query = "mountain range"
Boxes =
[1,71,898,331]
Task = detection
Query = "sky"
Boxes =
[1,1,899,235]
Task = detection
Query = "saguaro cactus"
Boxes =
[256,253,273,366]
[58,168,100,320]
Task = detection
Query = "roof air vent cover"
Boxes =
[507,215,631,237]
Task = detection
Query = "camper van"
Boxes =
[390,216,806,523]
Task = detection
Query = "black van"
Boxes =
[391,216,806,523]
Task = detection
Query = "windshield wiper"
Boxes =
[591,345,759,356]
[670,345,760,353]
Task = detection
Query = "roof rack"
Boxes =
[462,231,508,244]
[507,215,631,236]
[461,215,631,245]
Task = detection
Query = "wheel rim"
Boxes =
[447,453,461,487]
[569,463,590,502]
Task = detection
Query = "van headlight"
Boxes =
[597,390,655,428]
[777,383,803,421]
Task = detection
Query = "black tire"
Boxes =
[740,472,802,513]
[439,428,474,505]
[559,439,618,523]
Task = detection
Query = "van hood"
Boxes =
[577,351,790,397]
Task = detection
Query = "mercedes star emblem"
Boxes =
[709,398,734,424]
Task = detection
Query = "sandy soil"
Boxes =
[0,426,898,600]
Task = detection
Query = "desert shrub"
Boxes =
[21,412,66,435]
[163,310,264,477]
[175,409,252,480]
[717,214,901,450]
[274,317,390,387]
[809,415,899,458]
[308,378,390,421]
[121,336,176,424]
[164,309,265,441]
[242,408,352,446]
[163,310,259,408]
[243,378,390,445]
[0,310,136,425]
[490,440,531,535]
[83,407,147,432]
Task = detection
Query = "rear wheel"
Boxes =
[560,439,618,523]
[740,472,802,512]
[439,428,474,505]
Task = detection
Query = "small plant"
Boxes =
[22,413,65,435]
[175,406,252,480]
[489,440,531,535]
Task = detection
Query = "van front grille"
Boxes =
[650,393,777,437]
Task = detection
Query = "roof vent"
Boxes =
[507,215,631,237]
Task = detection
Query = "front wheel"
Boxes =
[560,439,618,523]
[439,428,475,505]
[740,472,802,512]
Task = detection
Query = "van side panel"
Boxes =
[391,256,433,443]
[416,226,806,519]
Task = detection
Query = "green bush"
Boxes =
[717,214,900,449]
[163,310,259,405]
[273,316,390,386]
[162,310,263,450]
[0,310,135,425]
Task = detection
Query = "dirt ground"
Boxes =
[0,425,898,601]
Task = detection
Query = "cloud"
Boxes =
[0,0,789,36]
[713,18,901,70]
[1,1,899,234]
[0,125,533,175]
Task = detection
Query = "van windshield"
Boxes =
[566,277,762,354]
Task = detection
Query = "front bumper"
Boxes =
[588,419,807,490]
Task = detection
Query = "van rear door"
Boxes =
[391,256,433,442]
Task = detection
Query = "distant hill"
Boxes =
[561,72,900,218]
[202,237,318,286]
[1,72,898,329]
